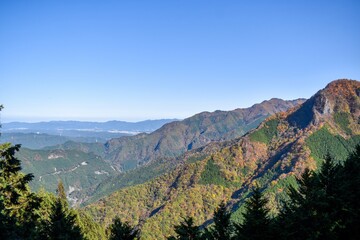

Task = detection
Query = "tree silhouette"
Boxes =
[0,143,42,239]
[168,217,201,240]
[210,201,232,240]
[335,146,360,239]
[234,187,272,240]
[276,167,324,240]
[39,182,83,240]
[108,216,139,240]
[276,152,360,240]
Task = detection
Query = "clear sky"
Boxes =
[1,0,359,122]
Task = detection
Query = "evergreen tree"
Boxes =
[0,197,18,239]
[36,188,58,223]
[0,143,42,239]
[168,217,201,240]
[234,187,272,240]
[276,168,323,240]
[108,216,139,240]
[335,146,360,239]
[316,154,343,239]
[209,201,232,240]
[77,211,107,240]
[276,154,351,240]
[47,198,83,240]
[40,182,83,240]
[56,180,67,201]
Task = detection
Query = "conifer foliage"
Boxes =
[276,152,360,240]
[57,180,67,201]
[210,201,233,240]
[234,187,271,240]
[108,216,139,240]
[0,143,42,239]
[40,182,84,240]
[172,149,360,240]
[168,217,201,240]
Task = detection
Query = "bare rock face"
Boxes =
[48,150,66,160]
[288,79,360,129]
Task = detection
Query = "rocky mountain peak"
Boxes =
[315,79,360,117]
[288,79,360,129]
[323,79,360,99]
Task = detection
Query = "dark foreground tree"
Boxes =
[234,187,272,240]
[209,201,232,240]
[276,151,360,240]
[108,216,139,240]
[334,146,360,239]
[275,156,340,240]
[0,143,42,239]
[0,197,17,239]
[39,182,83,240]
[168,217,201,240]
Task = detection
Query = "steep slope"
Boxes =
[105,98,304,171]
[84,141,229,205]
[6,99,302,206]
[86,79,360,239]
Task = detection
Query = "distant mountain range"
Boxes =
[2,119,178,133]
[1,119,177,148]
[85,79,360,239]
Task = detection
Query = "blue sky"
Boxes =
[1,0,359,122]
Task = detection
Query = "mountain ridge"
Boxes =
[86,79,360,239]
[2,119,177,133]
[104,98,305,171]
[7,98,304,207]
[1,119,177,149]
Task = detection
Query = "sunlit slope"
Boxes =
[105,98,304,171]
[86,79,360,239]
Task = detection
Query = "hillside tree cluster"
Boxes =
[1,142,359,239]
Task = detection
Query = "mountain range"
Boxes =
[85,79,360,239]
[1,119,177,148]
[9,98,304,206]
[2,119,177,133]
[80,98,304,203]
[4,79,358,239]
[104,98,304,171]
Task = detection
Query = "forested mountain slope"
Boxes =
[104,98,304,171]
[17,146,117,206]
[86,79,360,239]
[9,99,303,206]
[83,98,304,203]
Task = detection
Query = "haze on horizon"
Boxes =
[1,0,359,123]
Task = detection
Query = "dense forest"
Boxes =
[1,141,359,239]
